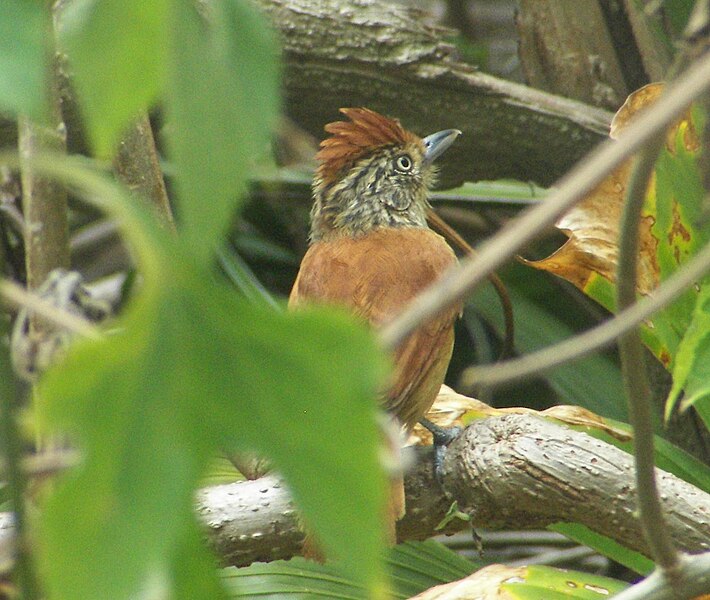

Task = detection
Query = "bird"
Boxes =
[289,107,461,551]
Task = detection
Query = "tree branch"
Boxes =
[612,553,710,600]
[18,50,70,299]
[1,407,708,568]
[113,113,175,232]
[255,0,611,188]
[200,410,710,566]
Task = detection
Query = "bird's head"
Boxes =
[310,108,460,242]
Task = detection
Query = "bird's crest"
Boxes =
[316,108,420,184]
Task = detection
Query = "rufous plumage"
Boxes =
[289,107,461,552]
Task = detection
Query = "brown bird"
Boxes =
[289,107,461,549]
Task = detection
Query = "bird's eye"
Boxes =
[395,154,413,172]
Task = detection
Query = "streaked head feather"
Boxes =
[316,108,421,185]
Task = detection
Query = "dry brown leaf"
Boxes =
[541,405,631,441]
[525,82,696,298]
[611,82,699,151]
[408,564,525,599]
[408,386,630,445]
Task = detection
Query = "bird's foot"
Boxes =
[418,418,462,483]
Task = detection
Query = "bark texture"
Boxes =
[255,0,613,188]
[516,0,629,109]
[195,413,710,566]
[1,0,612,189]
[440,415,710,558]
[113,113,175,231]
[1,413,708,567]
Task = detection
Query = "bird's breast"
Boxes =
[289,228,458,324]
[289,227,460,429]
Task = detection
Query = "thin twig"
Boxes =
[616,133,680,573]
[0,449,81,481]
[460,233,710,387]
[379,51,710,351]
[20,449,81,478]
[425,208,515,357]
[613,0,710,578]
[0,306,40,599]
[113,112,176,232]
[611,553,710,600]
[18,47,70,299]
[0,279,101,340]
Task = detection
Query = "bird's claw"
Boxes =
[418,418,463,483]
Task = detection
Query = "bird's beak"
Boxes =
[422,129,462,165]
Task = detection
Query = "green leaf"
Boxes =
[222,540,477,599]
[201,455,244,487]
[469,271,627,420]
[502,565,627,598]
[667,285,710,415]
[35,159,389,600]
[39,266,389,599]
[225,541,628,600]
[57,0,168,156]
[166,0,279,265]
[646,127,708,363]
[0,0,46,119]
[217,244,282,311]
[172,520,230,600]
[653,431,710,493]
[692,398,710,435]
[436,179,547,205]
[550,523,653,576]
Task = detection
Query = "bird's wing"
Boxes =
[289,228,459,428]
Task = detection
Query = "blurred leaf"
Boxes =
[392,562,626,599]
[199,455,245,488]
[434,179,547,207]
[172,520,230,600]
[201,455,244,487]
[550,523,653,576]
[692,399,710,436]
[0,0,45,119]
[36,148,388,599]
[233,234,299,266]
[167,0,279,265]
[57,0,168,156]
[660,0,695,38]
[217,244,282,310]
[39,260,389,600]
[222,540,477,599]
